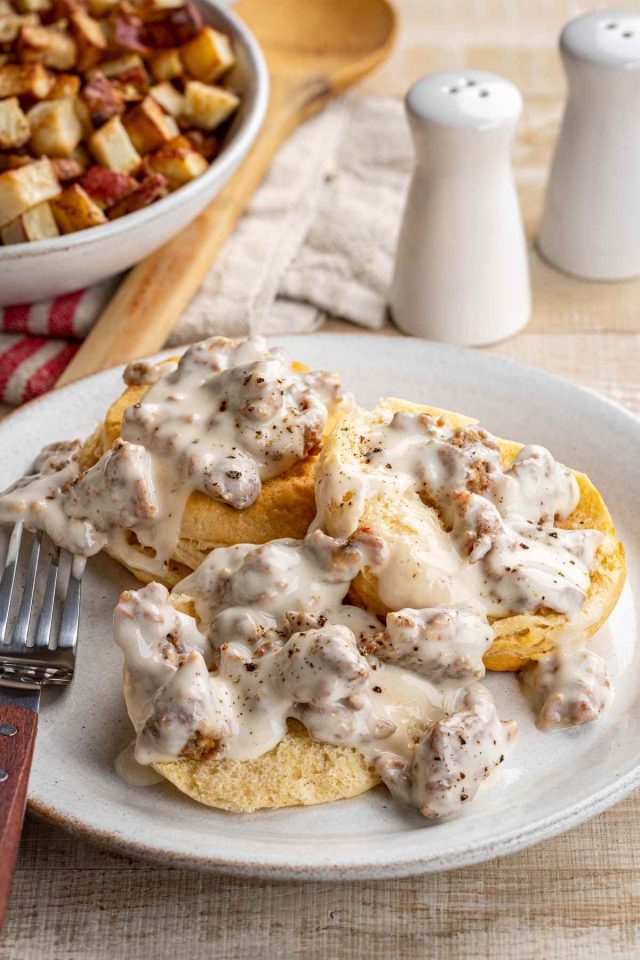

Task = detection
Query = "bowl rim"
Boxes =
[0,0,269,260]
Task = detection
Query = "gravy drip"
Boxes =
[114,529,518,821]
[315,411,604,619]
[0,336,352,570]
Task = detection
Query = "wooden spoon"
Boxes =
[57,0,396,386]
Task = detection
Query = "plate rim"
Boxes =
[2,332,637,879]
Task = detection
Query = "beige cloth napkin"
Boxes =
[168,94,411,346]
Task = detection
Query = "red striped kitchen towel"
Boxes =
[0,279,120,407]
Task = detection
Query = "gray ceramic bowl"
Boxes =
[0,0,269,306]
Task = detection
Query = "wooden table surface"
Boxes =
[4,1,640,957]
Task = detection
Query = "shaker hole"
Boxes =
[448,87,460,94]
[605,22,617,30]
[623,31,634,37]
[466,79,477,86]
[478,90,490,98]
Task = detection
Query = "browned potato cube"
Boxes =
[0,97,30,150]
[49,72,81,99]
[1,200,59,243]
[183,81,239,131]
[179,26,235,83]
[51,182,107,232]
[96,54,150,99]
[87,0,117,16]
[13,0,51,13]
[145,136,207,189]
[0,158,60,227]
[0,63,53,98]
[97,53,145,80]
[89,115,140,173]
[149,81,184,117]
[74,94,93,139]
[28,98,84,157]
[18,24,78,70]
[70,9,107,71]
[122,95,179,154]
[0,13,36,44]
[149,48,182,82]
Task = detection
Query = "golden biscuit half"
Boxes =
[153,721,378,813]
[122,659,377,813]
[80,358,336,587]
[315,399,626,672]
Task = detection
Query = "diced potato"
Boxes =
[0,0,13,13]
[89,115,140,173]
[18,23,77,70]
[152,0,186,8]
[94,54,149,99]
[50,182,107,232]
[145,136,207,189]
[0,63,53,98]
[0,155,32,172]
[149,47,182,82]
[13,0,51,13]
[122,95,179,154]
[0,158,60,228]
[179,26,235,83]
[70,9,107,71]
[97,53,145,79]
[87,0,117,16]
[74,94,93,138]
[108,172,167,218]
[0,13,36,43]
[149,81,184,117]
[1,200,59,243]
[49,72,80,99]
[183,81,239,131]
[0,97,30,150]
[28,98,83,157]
[67,142,90,166]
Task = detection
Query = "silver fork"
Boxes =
[0,522,83,931]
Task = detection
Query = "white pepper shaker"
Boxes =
[390,70,530,346]
[539,11,640,280]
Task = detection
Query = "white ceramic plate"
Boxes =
[1,334,638,880]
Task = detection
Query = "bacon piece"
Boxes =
[81,70,126,125]
[107,172,168,218]
[79,165,137,209]
[51,157,86,181]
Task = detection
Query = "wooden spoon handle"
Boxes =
[56,78,316,388]
[0,704,38,931]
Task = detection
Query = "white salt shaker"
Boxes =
[390,70,530,346]
[539,11,640,280]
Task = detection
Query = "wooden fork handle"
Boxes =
[0,704,38,931]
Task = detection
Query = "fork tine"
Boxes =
[0,522,24,645]
[56,554,84,651]
[9,531,42,649]
[34,543,60,650]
